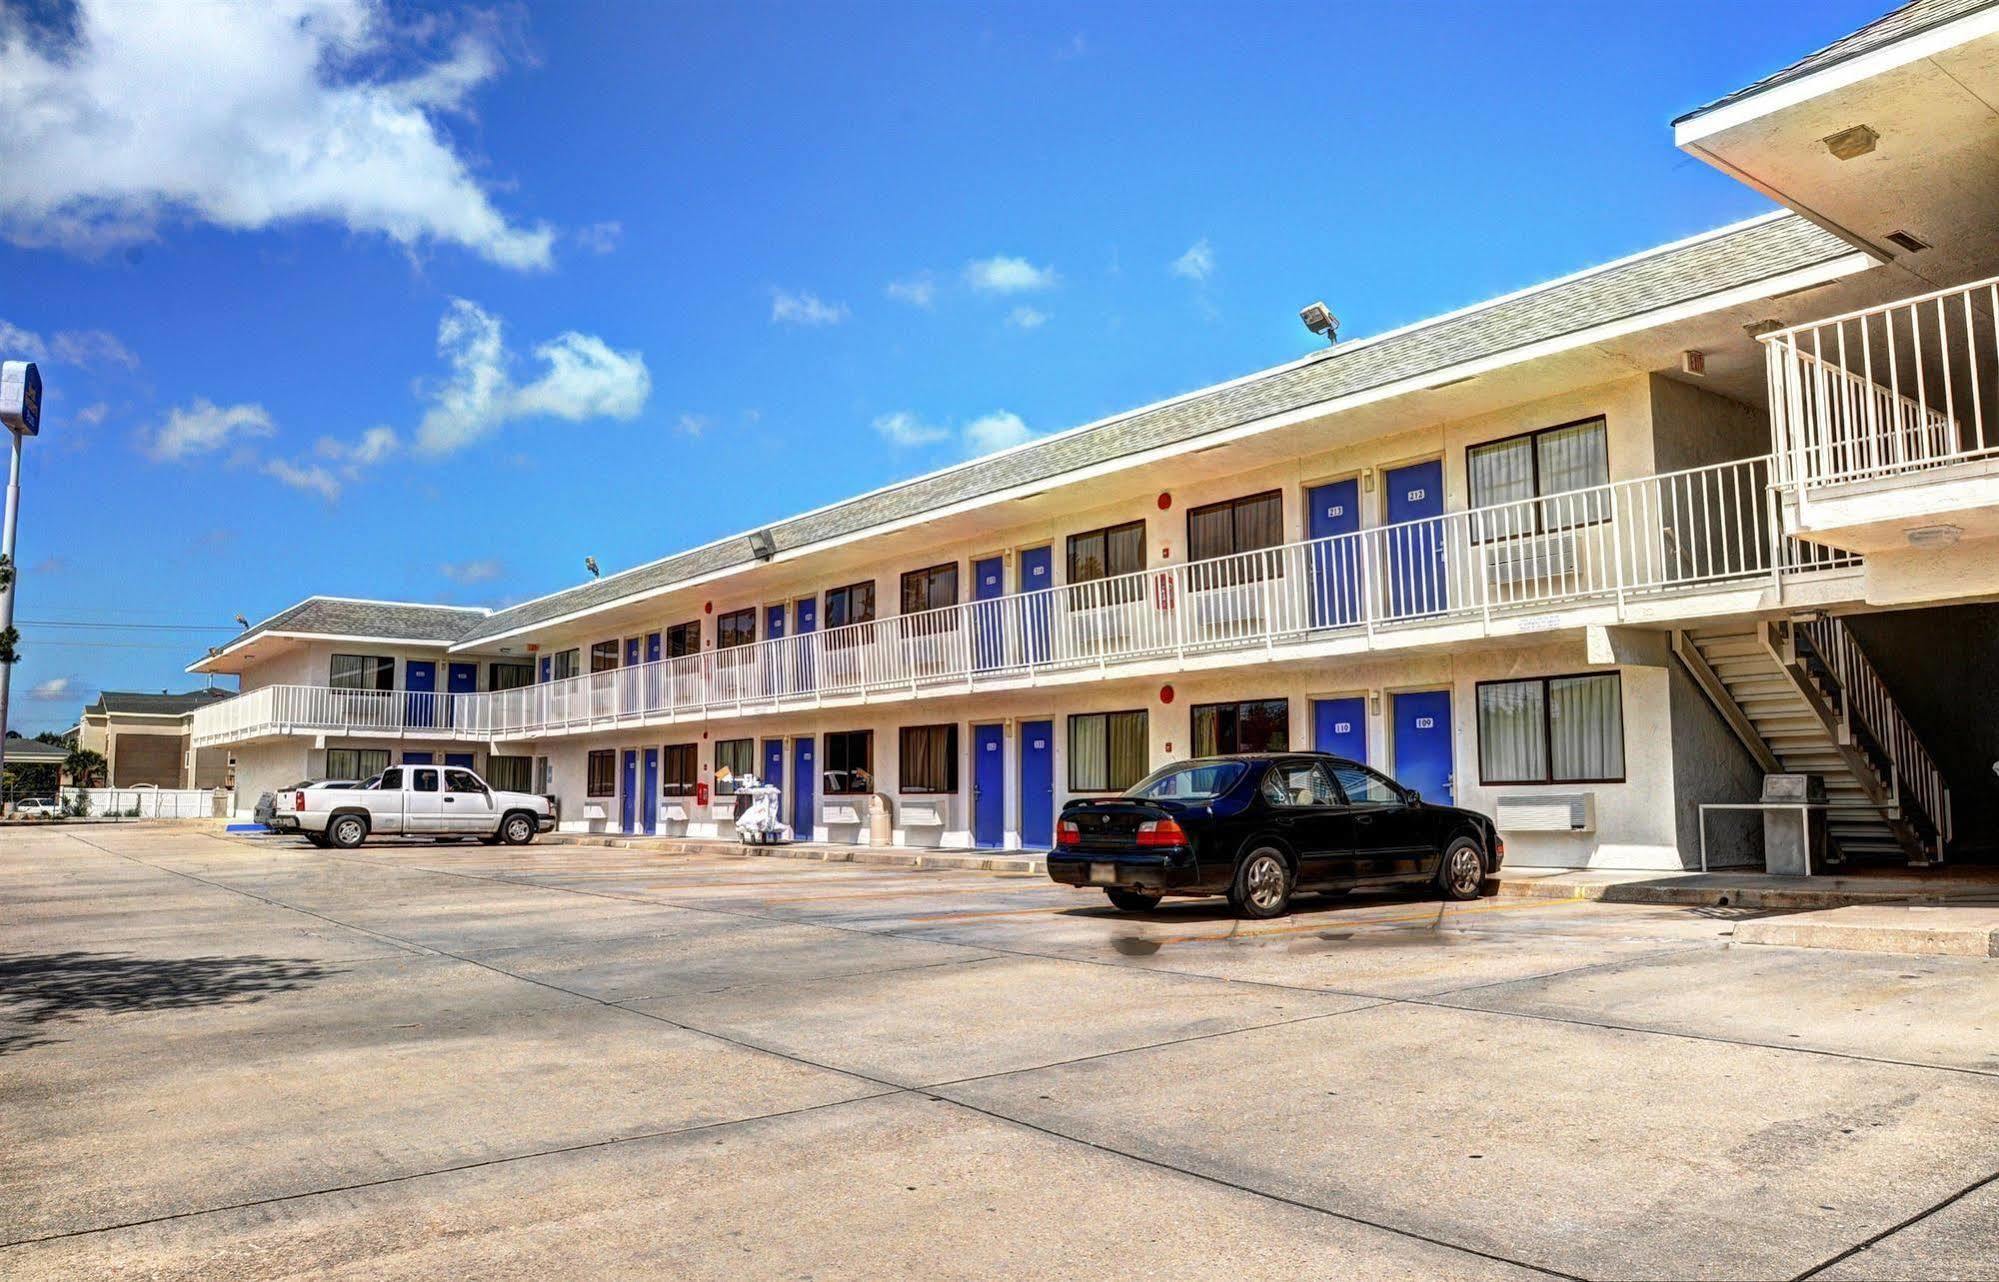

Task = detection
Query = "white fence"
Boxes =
[56,787,227,819]
[1764,273,1999,492]
[192,453,1859,748]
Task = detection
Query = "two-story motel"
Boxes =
[189,0,1999,871]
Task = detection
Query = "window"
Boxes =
[445,768,483,793]
[665,621,701,658]
[1067,520,1146,590]
[1467,417,1610,539]
[714,738,754,793]
[486,755,531,792]
[551,649,580,681]
[325,748,388,781]
[825,581,876,629]
[1068,710,1149,793]
[488,662,534,691]
[1127,760,1248,801]
[1263,762,1339,807]
[535,756,552,793]
[412,767,439,794]
[898,724,958,793]
[1476,672,1625,784]
[1187,490,1283,563]
[375,767,403,791]
[823,730,873,795]
[1330,762,1402,807]
[587,750,616,797]
[662,744,698,796]
[590,640,620,673]
[329,654,394,691]
[1191,699,1290,756]
[900,563,958,615]
[717,608,756,649]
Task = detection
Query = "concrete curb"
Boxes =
[540,834,1047,876]
[1732,906,1999,957]
[1493,874,1994,912]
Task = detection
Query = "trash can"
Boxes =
[868,793,893,845]
[1761,774,1827,876]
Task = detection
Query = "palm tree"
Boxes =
[64,748,107,788]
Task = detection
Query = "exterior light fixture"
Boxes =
[1299,301,1339,344]
[1822,124,1878,161]
[1906,524,1963,549]
[747,528,776,561]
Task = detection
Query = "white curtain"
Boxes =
[1468,437,1535,539]
[1537,420,1609,526]
[1548,673,1623,780]
[1070,714,1109,791]
[1476,681,1546,783]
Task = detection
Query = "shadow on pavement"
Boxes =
[0,951,341,1055]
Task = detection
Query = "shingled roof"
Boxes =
[454,212,1859,646]
[1675,0,1998,127]
[85,689,234,718]
[190,597,492,671]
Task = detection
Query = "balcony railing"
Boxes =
[1764,273,1999,494]
[194,454,1857,747]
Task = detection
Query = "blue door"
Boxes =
[1019,719,1054,848]
[405,660,436,728]
[794,599,817,693]
[403,751,434,765]
[1307,478,1363,628]
[538,654,552,683]
[624,637,640,667]
[645,632,661,664]
[1019,547,1053,665]
[1384,459,1446,619]
[973,724,1006,848]
[446,662,477,727]
[620,750,638,834]
[1313,696,1368,763]
[1392,689,1453,805]
[642,748,660,834]
[766,605,785,640]
[444,752,474,769]
[762,738,784,799]
[791,737,816,838]
[973,556,1005,671]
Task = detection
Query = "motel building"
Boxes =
[192,1,1999,873]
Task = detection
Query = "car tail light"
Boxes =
[1056,818,1081,845]
[1136,817,1187,847]
[1493,836,1505,858]
[294,791,305,811]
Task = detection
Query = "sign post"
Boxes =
[0,359,43,783]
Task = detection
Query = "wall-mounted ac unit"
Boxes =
[901,802,945,827]
[1484,531,1576,587]
[1495,792,1596,832]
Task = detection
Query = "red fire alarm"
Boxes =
[1157,491,1172,510]
[704,601,713,614]
[1159,683,1175,704]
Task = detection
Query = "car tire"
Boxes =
[327,814,368,850]
[1436,836,1486,901]
[1103,888,1162,912]
[499,812,537,846]
[1229,846,1293,919]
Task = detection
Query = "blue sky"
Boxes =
[0,0,1887,733]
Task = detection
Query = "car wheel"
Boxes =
[1103,888,1162,912]
[327,815,368,850]
[1230,846,1293,919]
[1436,837,1486,901]
[500,812,536,846]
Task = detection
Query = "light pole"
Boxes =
[0,359,44,781]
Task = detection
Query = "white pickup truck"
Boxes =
[292,764,554,849]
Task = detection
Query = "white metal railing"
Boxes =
[189,683,461,747]
[1764,274,1997,495]
[193,454,1861,748]
[1795,616,1951,848]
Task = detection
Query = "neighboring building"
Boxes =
[189,0,1999,869]
[77,689,236,788]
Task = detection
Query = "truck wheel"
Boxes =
[328,814,368,850]
[499,812,536,846]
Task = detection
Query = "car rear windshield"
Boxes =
[1123,760,1248,801]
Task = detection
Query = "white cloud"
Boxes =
[0,1,553,269]
[872,411,951,448]
[1170,238,1214,282]
[0,320,44,359]
[147,398,274,461]
[414,299,650,455]
[574,220,622,254]
[885,274,936,307]
[263,457,341,501]
[1007,306,1047,330]
[676,413,710,437]
[28,675,78,700]
[440,558,501,584]
[74,402,109,426]
[963,410,1035,455]
[0,319,137,369]
[964,255,1058,294]
[315,424,399,466]
[770,289,849,326]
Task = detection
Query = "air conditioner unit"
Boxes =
[1069,601,1134,648]
[1484,531,1576,587]
[1494,792,1596,832]
[1189,583,1265,630]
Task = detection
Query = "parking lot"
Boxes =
[2,824,1996,1280]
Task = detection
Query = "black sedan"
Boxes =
[1046,753,1502,918]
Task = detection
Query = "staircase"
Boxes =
[1673,618,1951,866]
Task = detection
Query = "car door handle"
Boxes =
[444,797,456,804]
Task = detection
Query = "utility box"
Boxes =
[1761,774,1828,876]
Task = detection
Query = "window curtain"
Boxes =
[900,725,955,793]
[1477,681,1547,783]
[1239,699,1289,752]
[1191,704,1223,757]
[1188,505,1233,563]
[1108,711,1147,790]
[1538,420,1610,527]
[1548,673,1623,780]
[1233,493,1283,553]
[1070,714,1109,791]
[1468,437,1535,540]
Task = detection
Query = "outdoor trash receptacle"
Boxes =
[1761,773,1827,876]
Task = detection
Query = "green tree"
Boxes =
[64,748,107,788]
